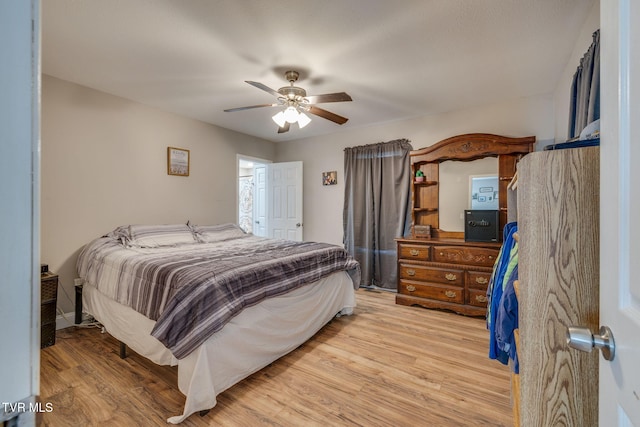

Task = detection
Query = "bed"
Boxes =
[76,223,360,423]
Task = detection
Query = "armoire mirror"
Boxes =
[409,133,535,240]
[439,157,498,232]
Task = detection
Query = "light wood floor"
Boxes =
[39,289,513,426]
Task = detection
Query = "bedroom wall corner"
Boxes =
[41,75,276,315]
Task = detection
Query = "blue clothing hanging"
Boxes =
[486,222,518,366]
[495,264,519,373]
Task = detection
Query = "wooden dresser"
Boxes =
[396,133,535,316]
[396,238,500,316]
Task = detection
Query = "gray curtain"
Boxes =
[343,139,412,289]
[568,29,600,139]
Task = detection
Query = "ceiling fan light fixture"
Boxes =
[228,70,351,134]
[297,112,311,128]
[272,111,286,127]
[284,106,299,123]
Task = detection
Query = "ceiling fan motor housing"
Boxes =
[278,70,306,101]
[278,85,306,100]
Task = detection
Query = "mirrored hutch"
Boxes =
[396,133,535,316]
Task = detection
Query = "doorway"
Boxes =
[237,155,269,235]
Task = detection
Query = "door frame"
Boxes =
[236,154,270,232]
[599,0,640,424]
[0,1,41,423]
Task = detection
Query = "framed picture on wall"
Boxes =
[167,147,190,176]
[322,171,337,185]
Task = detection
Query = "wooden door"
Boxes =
[518,147,600,425]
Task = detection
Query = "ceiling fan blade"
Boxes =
[245,81,282,98]
[277,122,290,134]
[223,103,278,112]
[307,106,349,125]
[305,92,352,104]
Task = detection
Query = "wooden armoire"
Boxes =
[396,133,535,316]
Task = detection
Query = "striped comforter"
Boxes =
[77,232,360,359]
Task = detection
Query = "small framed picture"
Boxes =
[322,171,337,186]
[167,147,190,176]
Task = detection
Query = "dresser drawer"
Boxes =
[468,288,489,308]
[398,243,430,261]
[432,246,499,267]
[399,280,464,304]
[399,263,463,286]
[467,270,492,290]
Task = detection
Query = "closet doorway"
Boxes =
[237,155,269,236]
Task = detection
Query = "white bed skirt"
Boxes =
[82,271,356,423]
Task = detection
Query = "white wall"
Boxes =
[553,1,601,142]
[275,94,555,246]
[41,75,275,313]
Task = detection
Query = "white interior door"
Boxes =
[600,0,640,424]
[267,161,303,241]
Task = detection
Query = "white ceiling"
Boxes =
[42,0,595,143]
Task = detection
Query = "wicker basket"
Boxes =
[41,322,56,349]
[41,274,58,302]
[41,301,57,324]
[40,272,58,349]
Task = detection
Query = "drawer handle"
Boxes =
[445,290,457,298]
[475,295,488,303]
[489,255,494,260]
[406,285,416,292]
[410,249,420,256]
[406,269,416,276]
[445,273,457,281]
[475,277,488,285]
[439,252,444,256]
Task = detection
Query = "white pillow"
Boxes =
[127,224,196,248]
[193,223,247,243]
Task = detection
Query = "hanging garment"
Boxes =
[495,264,519,373]
[487,222,518,365]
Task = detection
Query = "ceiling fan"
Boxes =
[224,70,352,134]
